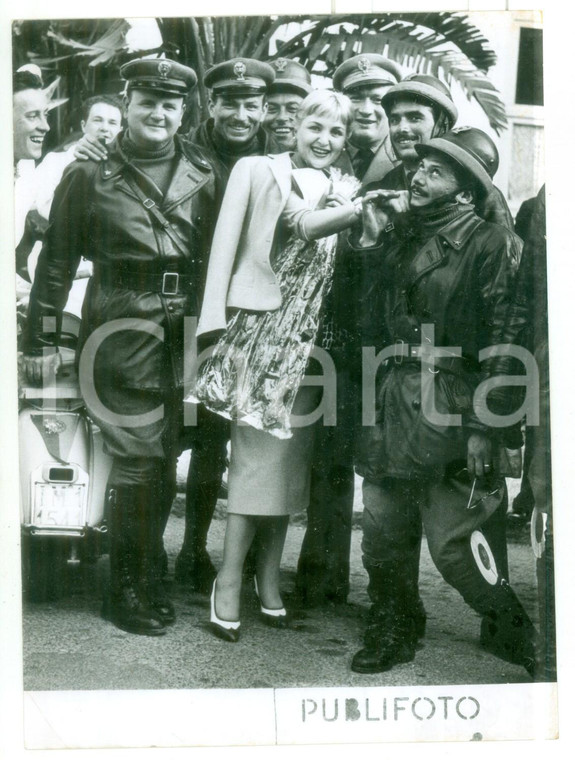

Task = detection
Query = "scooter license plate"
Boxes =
[32,483,87,528]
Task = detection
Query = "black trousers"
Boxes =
[361,474,510,613]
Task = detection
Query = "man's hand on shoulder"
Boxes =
[74,134,108,162]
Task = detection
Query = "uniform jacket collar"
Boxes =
[102,133,211,177]
[100,134,212,210]
[404,207,482,287]
[433,208,484,250]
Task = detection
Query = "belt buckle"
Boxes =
[394,339,405,365]
[409,345,420,359]
[162,272,179,295]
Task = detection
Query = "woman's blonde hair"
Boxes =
[295,89,354,132]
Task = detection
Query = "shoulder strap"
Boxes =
[121,166,191,260]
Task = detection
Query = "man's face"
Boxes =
[82,101,122,144]
[346,84,390,148]
[410,154,462,208]
[388,100,436,164]
[209,93,267,146]
[263,91,304,150]
[125,89,184,149]
[13,88,50,161]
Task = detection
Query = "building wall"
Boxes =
[453,10,544,215]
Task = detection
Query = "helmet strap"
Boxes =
[411,188,472,214]
[431,111,452,138]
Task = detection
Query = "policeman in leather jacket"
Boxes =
[21,58,216,637]
[349,127,539,676]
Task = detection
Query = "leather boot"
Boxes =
[102,487,166,636]
[144,554,176,625]
[102,577,166,636]
[351,563,418,674]
[407,539,427,639]
[477,579,540,677]
[145,471,176,624]
[413,595,427,640]
[174,471,220,592]
[155,466,176,581]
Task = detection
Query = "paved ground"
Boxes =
[22,490,541,691]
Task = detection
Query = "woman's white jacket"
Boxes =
[197,152,328,335]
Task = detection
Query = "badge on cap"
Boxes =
[357,57,371,75]
[233,61,247,81]
[274,58,288,72]
[452,126,471,134]
[158,61,172,79]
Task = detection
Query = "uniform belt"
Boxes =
[94,266,194,296]
[384,339,472,373]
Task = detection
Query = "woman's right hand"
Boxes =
[363,189,410,214]
[324,191,352,208]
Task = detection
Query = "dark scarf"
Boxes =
[122,131,176,160]
[400,201,475,246]
[121,131,177,197]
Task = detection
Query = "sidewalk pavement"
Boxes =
[22,494,537,691]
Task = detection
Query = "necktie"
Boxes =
[352,148,373,180]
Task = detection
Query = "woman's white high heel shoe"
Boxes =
[210,580,240,642]
[254,578,289,628]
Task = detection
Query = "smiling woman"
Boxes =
[189,89,361,646]
[294,112,347,170]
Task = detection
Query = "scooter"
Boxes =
[19,305,113,601]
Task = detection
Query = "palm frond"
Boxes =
[45,19,129,64]
[434,50,508,133]
[13,13,508,143]
[276,14,506,133]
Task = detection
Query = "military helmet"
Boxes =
[415,126,499,197]
[381,74,458,127]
